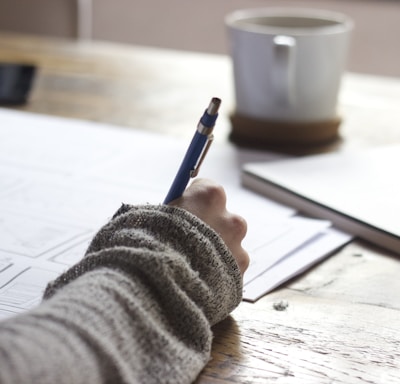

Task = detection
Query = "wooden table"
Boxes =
[1,32,400,383]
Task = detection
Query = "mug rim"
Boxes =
[225,8,354,36]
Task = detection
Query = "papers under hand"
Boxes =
[244,216,331,285]
[242,220,352,302]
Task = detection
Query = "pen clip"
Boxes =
[190,135,214,178]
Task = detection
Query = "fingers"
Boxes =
[220,212,249,274]
[171,178,226,219]
[169,178,249,275]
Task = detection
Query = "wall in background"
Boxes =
[0,0,77,38]
[1,0,399,77]
[92,0,400,77]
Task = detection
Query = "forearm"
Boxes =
[0,204,242,384]
[0,267,210,384]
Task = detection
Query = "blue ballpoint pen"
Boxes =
[163,97,221,204]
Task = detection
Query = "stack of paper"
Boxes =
[242,220,350,301]
[0,108,351,317]
[242,145,400,256]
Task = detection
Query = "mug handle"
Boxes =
[272,35,296,106]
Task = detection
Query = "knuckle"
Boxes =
[199,181,226,206]
[228,214,248,239]
[240,251,250,272]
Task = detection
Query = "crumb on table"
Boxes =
[273,300,289,311]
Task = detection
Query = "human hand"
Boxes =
[169,178,249,275]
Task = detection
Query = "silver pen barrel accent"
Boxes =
[197,97,221,135]
[207,97,221,115]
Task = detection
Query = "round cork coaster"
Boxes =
[229,112,342,150]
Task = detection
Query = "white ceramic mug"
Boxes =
[226,8,353,123]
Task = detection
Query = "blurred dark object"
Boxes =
[0,63,36,105]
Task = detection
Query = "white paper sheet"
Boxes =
[0,108,351,315]
[243,228,351,301]
[243,217,332,285]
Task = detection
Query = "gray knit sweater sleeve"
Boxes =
[0,204,242,384]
